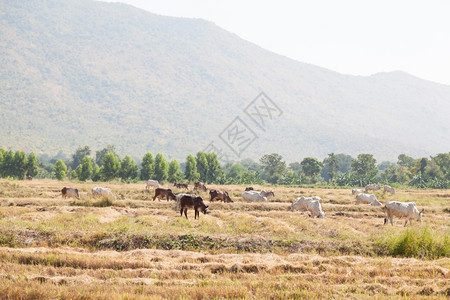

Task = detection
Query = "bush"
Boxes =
[377,226,449,259]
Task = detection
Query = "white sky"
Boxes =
[104,0,450,85]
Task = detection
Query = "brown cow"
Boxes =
[245,187,254,191]
[209,189,233,203]
[61,187,80,200]
[179,195,208,219]
[174,183,189,190]
[194,181,207,192]
[153,188,176,201]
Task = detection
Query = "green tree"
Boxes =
[119,155,138,180]
[13,150,28,179]
[78,156,93,181]
[196,152,209,182]
[154,153,169,182]
[101,152,121,181]
[168,159,183,183]
[226,163,245,178]
[140,152,154,180]
[0,149,4,177]
[260,153,286,184]
[70,146,91,170]
[397,154,415,168]
[26,152,39,177]
[92,164,101,182]
[323,153,338,182]
[206,152,221,183]
[351,154,377,178]
[288,162,302,174]
[300,157,323,183]
[184,154,200,182]
[95,144,117,167]
[431,153,450,180]
[54,159,67,181]
[2,150,15,178]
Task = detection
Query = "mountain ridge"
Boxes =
[1,0,449,162]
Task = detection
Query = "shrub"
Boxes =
[377,226,449,259]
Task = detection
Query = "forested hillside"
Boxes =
[1,0,450,162]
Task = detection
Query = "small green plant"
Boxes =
[378,226,449,259]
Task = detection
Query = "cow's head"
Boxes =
[418,208,424,223]
[289,201,294,211]
[224,191,233,202]
[317,211,325,219]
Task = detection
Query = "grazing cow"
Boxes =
[291,197,325,218]
[193,181,207,192]
[352,188,364,195]
[365,184,381,192]
[241,191,268,202]
[175,193,196,211]
[61,187,80,200]
[245,187,254,191]
[384,201,423,226]
[92,187,114,198]
[174,183,188,190]
[153,188,176,201]
[209,190,233,203]
[146,180,160,190]
[179,195,209,219]
[383,185,395,195]
[355,193,382,206]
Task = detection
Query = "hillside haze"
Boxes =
[1,0,449,162]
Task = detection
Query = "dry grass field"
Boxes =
[0,179,448,299]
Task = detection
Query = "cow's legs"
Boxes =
[404,219,409,227]
[184,208,188,219]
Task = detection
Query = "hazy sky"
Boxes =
[104,0,450,85]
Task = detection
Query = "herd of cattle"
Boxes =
[60,182,424,225]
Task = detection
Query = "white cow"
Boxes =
[355,193,382,206]
[365,184,381,192]
[92,187,114,199]
[291,197,325,218]
[146,180,160,190]
[241,191,268,202]
[383,185,395,195]
[352,188,364,195]
[251,190,275,199]
[384,201,423,226]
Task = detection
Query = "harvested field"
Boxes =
[0,179,448,299]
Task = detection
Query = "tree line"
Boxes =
[0,146,449,189]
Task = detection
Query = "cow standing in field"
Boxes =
[365,184,381,192]
[209,190,233,203]
[241,190,274,202]
[146,180,160,190]
[153,188,176,201]
[383,185,395,195]
[384,201,423,226]
[194,181,207,192]
[355,193,382,206]
[174,183,188,190]
[179,195,209,219]
[291,196,325,218]
[352,188,364,195]
[92,187,114,199]
[61,187,80,200]
[175,193,196,211]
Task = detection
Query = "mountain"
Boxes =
[1,0,449,163]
